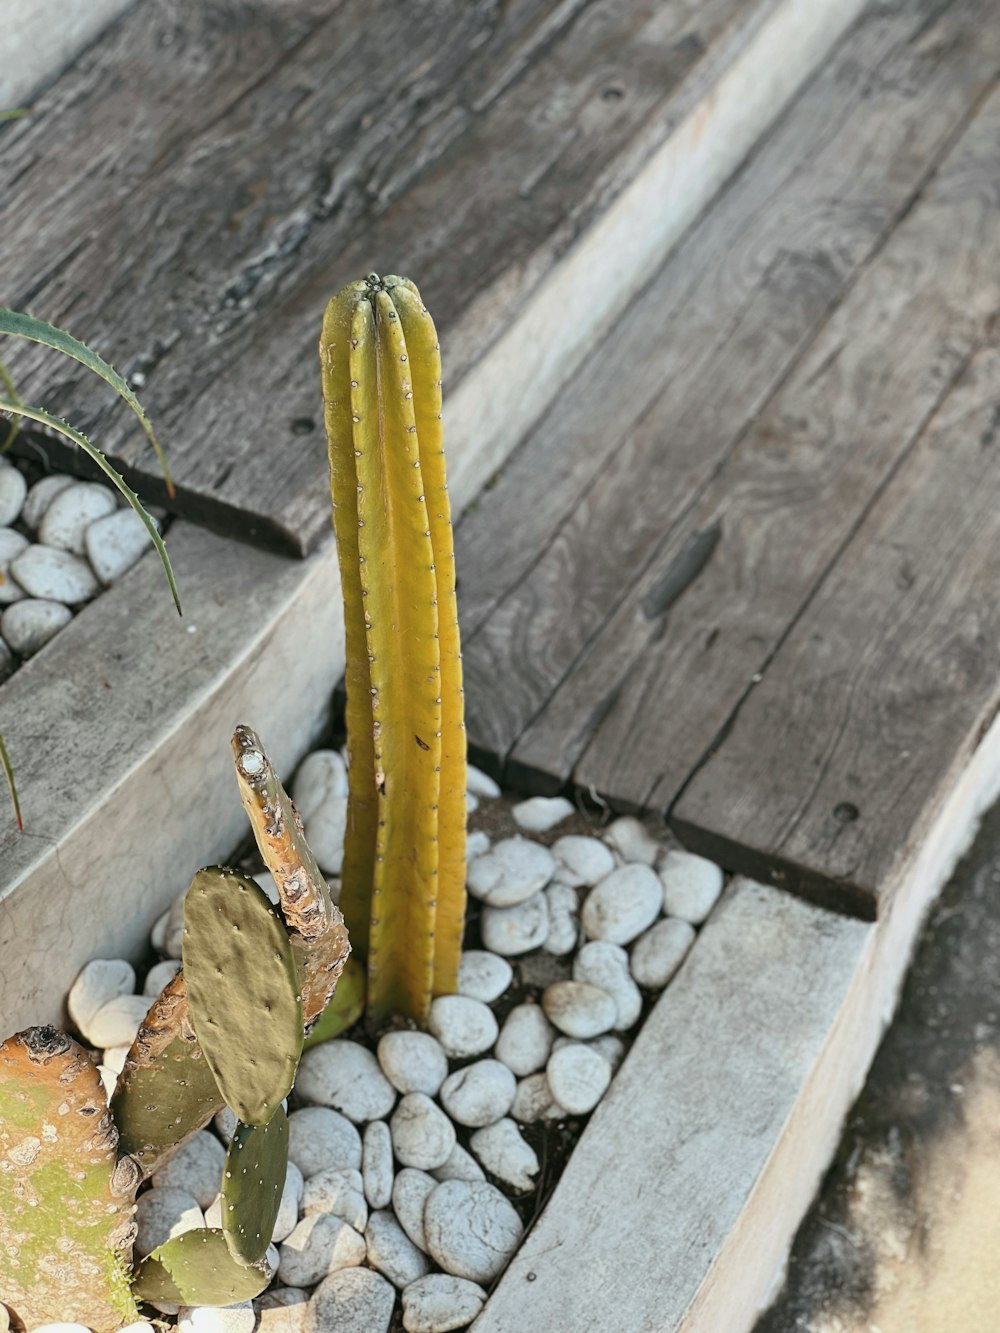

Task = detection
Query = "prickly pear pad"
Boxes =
[221,1104,289,1266]
[184,867,303,1124]
[131,1227,272,1304]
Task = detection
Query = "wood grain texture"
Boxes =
[0,0,765,553]
[672,337,1000,917]
[459,0,1000,778]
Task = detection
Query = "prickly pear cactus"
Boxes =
[320,273,467,1027]
[0,1027,140,1331]
[131,1227,272,1305]
[220,1105,289,1265]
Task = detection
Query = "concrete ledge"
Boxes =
[0,0,135,106]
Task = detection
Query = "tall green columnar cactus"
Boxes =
[321,274,467,1028]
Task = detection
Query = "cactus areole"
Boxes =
[321,274,468,1028]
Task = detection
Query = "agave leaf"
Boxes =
[0,308,174,495]
[0,356,21,451]
[0,733,22,831]
[0,400,180,614]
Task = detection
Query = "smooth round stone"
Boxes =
[466,764,501,799]
[494,1003,555,1077]
[204,1194,223,1228]
[85,507,157,583]
[466,791,479,814]
[297,1040,397,1123]
[630,917,697,988]
[21,473,75,530]
[271,1161,304,1244]
[392,1168,437,1252]
[0,466,26,526]
[152,1130,226,1209]
[98,1063,118,1099]
[390,1093,456,1170]
[423,1180,524,1283]
[287,1106,362,1177]
[427,995,498,1059]
[254,871,280,905]
[604,815,660,865]
[68,957,136,1034]
[440,1060,516,1128]
[466,829,491,861]
[39,481,116,555]
[469,1117,540,1191]
[0,528,28,604]
[457,950,513,1004]
[588,1033,627,1073]
[278,1213,365,1286]
[551,834,615,887]
[134,1185,203,1256]
[303,794,348,876]
[401,1275,487,1333]
[542,980,617,1039]
[0,636,12,681]
[214,1105,238,1145]
[659,849,724,923]
[293,749,348,822]
[164,892,187,959]
[573,940,642,1030]
[480,890,550,956]
[255,1288,309,1333]
[512,794,574,833]
[365,1209,431,1288]
[542,882,579,955]
[1,597,72,656]
[86,993,151,1048]
[362,1121,393,1209]
[581,864,662,945]
[177,1305,255,1333]
[432,1142,485,1183]
[300,1166,367,1231]
[143,957,181,997]
[377,1030,449,1097]
[101,1043,131,1076]
[306,1267,395,1333]
[149,906,170,953]
[546,1042,611,1115]
[10,544,98,603]
[467,836,556,907]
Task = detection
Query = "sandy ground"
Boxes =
[756,803,1000,1333]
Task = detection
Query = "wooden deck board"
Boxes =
[458,0,1000,783]
[0,0,780,553]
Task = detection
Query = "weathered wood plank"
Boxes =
[0,0,135,107]
[459,0,1000,776]
[671,338,1000,917]
[0,0,788,553]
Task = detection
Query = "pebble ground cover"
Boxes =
[49,748,726,1333]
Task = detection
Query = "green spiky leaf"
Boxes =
[0,308,173,494]
[0,356,22,450]
[132,1228,272,1304]
[184,867,303,1124]
[303,955,366,1050]
[221,1106,289,1266]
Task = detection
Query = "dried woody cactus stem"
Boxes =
[321,274,467,1028]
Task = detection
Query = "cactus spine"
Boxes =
[321,274,467,1027]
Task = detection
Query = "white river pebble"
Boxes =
[85,507,158,583]
[287,1107,362,1177]
[494,1003,555,1077]
[255,1288,309,1333]
[466,764,501,799]
[102,1043,131,1075]
[0,467,26,526]
[604,815,660,865]
[39,481,115,555]
[512,794,575,832]
[588,1032,627,1073]
[423,1180,524,1283]
[457,949,512,1004]
[177,1303,255,1333]
[254,871,280,905]
[659,849,724,923]
[68,958,136,1035]
[152,1130,226,1209]
[392,1168,436,1252]
[296,1040,396,1123]
[467,836,555,907]
[365,1208,430,1288]
[134,1186,203,1256]
[511,1072,564,1125]
[303,794,348,876]
[86,993,151,1049]
[432,1142,485,1183]
[542,980,617,1039]
[378,1030,449,1097]
[278,1213,365,1286]
[630,917,697,988]
[480,890,549,956]
[546,1042,611,1114]
[21,473,75,530]
[440,1060,516,1128]
[427,995,498,1059]
[1,598,72,656]
[300,1166,367,1231]
[390,1093,456,1170]
[401,1275,487,1333]
[143,957,181,997]
[469,1117,540,1191]
[574,940,642,1030]
[362,1120,393,1209]
[164,892,186,958]
[466,791,479,814]
[0,528,27,604]
[150,906,170,954]
[214,1105,238,1144]
[551,834,616,886]
[306,1267,395,1333]
[11,544,98,603]
[582,863,663,944]
[543,882,580,955]
[466,829,491,860]
[293,749,348,822]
